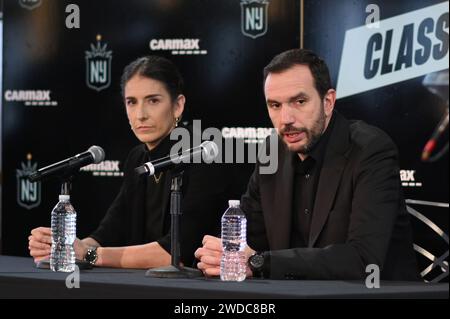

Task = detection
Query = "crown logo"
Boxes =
[85,35,112,59]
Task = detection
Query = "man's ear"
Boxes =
[323,89,336,117]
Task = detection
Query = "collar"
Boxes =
[146,133,175,161]
[307,112,335,162]
[293,112,336,172]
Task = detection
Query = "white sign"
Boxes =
[337,2,449,99]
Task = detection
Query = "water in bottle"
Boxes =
[50,195,76,272]
[220,200,247,282]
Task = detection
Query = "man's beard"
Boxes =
[280,107,326,154]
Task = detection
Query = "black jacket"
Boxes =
[90,140,229,266]
[242,112,420,280]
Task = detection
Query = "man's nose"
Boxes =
[280,104,295,125]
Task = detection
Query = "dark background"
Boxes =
[1,0,300,254]
[1,0,448,282]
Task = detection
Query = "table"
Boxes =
[0,256,447,299]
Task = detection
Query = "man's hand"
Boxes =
[195,235,222,277]
[195,235,256,278]
[74,238,89,261]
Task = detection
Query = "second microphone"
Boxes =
[135,141,219,177]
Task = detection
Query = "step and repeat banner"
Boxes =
[2,0,448,282]
[1,0,300,255]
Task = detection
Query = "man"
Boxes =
[195,49,420,281]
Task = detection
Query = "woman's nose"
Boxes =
[136,103,149,121]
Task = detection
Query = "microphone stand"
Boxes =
[146,171,203,278]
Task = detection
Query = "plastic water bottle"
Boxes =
[220,200,247,282]
[50,195,76,272]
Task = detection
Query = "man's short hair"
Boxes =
[263,49,333,99]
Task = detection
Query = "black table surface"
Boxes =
[0,256,448,299]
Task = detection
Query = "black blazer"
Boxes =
[90,143,230,266]
[242,112,420,281]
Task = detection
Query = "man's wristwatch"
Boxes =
[84,247,98,266]
[248,252,267,278]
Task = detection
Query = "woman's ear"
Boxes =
[174,94,186,119]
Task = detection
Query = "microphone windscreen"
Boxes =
[201,141,219,161]
[88,145,106,163]
[135,165,149,176]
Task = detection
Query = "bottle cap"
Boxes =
[228,200,240,208]
[59,195,70,201]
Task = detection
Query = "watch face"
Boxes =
[85,248,97,264]
[250,254,265,269]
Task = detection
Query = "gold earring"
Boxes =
[175,117,180,128]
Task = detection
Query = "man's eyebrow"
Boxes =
[266,92,310,104]
[288,92,309,103]
[266,98,280,104]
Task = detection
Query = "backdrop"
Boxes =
[2,0,448,282]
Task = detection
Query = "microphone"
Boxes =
[422,109,449,162]
[28,145,105,182]
[135,141,219,176]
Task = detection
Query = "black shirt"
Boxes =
[290,114,335,248]
[143,135,172,245]
[89,132,230,266]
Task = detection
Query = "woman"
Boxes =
[28,56,228,268]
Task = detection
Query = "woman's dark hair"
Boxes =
[121,55,184,101]
[263,49,333,99]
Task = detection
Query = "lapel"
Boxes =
[266,142,295,250]
[308,112,352,247]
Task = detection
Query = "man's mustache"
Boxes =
[279,125,308,135]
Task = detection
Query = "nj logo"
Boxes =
[85,35,113,92]
[16,154,41,210]
[241,0,269,39]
